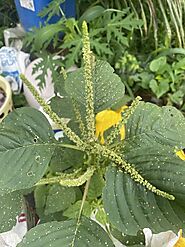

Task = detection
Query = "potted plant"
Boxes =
[0,22,185,246]
[0,75,12,122]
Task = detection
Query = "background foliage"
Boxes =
[1,1,185,246]
[0,0,18,46]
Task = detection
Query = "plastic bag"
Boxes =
[0,47,30,94]
[0,213,27,247]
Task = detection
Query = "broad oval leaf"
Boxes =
[103,103,185,235]
[103,167,185,236]
[124,102,185,196]
[0,191,23,232]
[18,217,114,247]
[65,60,125,113]
[0,107,56,192]
[125,102,185,147]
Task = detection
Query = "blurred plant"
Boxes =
[39,0,66,22]
[0,0,18,46]
[116,49,185,109]
[77,0,185,50]
[123,0,185,50]
[24,5,142,69]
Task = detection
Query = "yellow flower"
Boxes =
[174,229,185,247]
[95,106,127,144]
[176,150,185,161]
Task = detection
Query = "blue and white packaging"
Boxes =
[0,47,30,94]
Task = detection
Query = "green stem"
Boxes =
[58,143,81,151]
[120,74,135,100]
[71,178,92,247]
[59,6,66,20]
[77,178,91,222]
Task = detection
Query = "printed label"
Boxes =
[19,0,35,11]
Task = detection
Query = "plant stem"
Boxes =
[77,178,91,222]
[58,143,81,151]
[71,178,92,247]
[120,74,135,100]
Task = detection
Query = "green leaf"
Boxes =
[169,90,184,106]
[149,56,167,72]
[125,102,185,147]
[24,23,63,52]
[91,39,113,57]
[87,172,105,200]
[49,146,72,173]
[36,211,67,224]
[79,6,105,25]
[95,207,108,226]
[45,184,76,215]
[34,185,48,216]
[110,227,145,246]
[103,167,185,235]
[39,0,65,22]
[173,57,185,70]
[103,102,185,235]
[64,41,83,69]
[149,79,169,98]
[139,72,153,89]
[65,60,125,113]
[63,200,92,219]
[0,107,56,192]
[18,217,114,247]
[32,53,62,90]
[0,191,23,232]
[50,144,85,173]
[34,185,69,223]
[123,103,185,199]
[50,96,75,119]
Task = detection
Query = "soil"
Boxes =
[0,88,6,108]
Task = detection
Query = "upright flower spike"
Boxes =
[106,96,142,145]
[82,21,95,142]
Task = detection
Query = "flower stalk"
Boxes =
[107,96,142,145]
[82,21,95,141]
